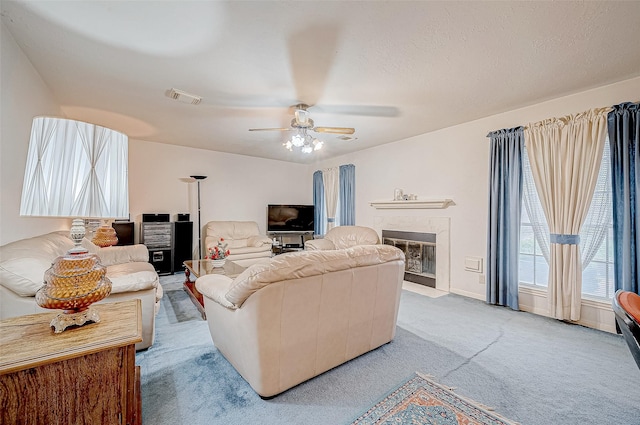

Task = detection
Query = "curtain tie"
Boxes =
[327,218,335,223]
[550,233,580,245]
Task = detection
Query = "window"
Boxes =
[519,138,615,300]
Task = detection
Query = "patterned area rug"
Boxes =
[351,373,519,425]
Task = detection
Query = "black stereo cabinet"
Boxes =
[141,220,174,275]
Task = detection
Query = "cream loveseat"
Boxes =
[304,225,380,250]
[195,244,405,397]
[204,221,272,266]
[0,231,163,350]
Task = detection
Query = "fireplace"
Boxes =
[382,230,436,288]
[374,216,450,292]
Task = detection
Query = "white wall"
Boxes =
[0,20,311,250]
[129,140,311,257]
[0,21,67,244]
[312,76,640,332]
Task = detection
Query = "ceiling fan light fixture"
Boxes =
[301,145,313,154]
[291,133,305,147]
[313,139,324,151]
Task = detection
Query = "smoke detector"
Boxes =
[167,88,202,105]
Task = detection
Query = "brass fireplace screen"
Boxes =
[382,230,436,288]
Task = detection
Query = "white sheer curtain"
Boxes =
[20,117,129,219]
[579,137,612,268]
[522,147,551,262]
[524,108,609,320]
[322,167,339,231]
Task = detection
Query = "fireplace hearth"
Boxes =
[382,230,436,288]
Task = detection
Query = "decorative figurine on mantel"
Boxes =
[394,189,417,201]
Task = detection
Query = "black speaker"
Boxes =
[173,221,193,272]
[149,249,173,275]
[112,222,134,245]
[177,213,190,221]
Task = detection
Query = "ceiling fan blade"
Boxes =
[248,128,291,132]
[288,26,339,107]
[314,127,355,135]
[310,104,399,118]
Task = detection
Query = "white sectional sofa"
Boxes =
[0,231,162,350]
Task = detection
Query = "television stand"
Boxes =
[268,231,314,255]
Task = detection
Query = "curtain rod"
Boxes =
[487,104,623,137]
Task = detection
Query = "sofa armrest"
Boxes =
[95,244,149,266]
[247,235,273,247]
[304,239,335,251]
[196,275,237,310]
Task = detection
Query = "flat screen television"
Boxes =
[267,204,314,232]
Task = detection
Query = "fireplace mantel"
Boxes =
[369,199,453,209]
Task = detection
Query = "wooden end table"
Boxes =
[0,300,143,425]
[183,259,246,319]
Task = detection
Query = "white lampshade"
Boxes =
[20,117,129,219]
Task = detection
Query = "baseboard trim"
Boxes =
[449,288,484,301]
[518,285,616,334]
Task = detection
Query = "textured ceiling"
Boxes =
[2,1,640,164]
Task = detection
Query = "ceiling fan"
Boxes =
[248,104,355,135]
[249,104,355,153]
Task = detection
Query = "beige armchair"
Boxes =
[305,225,380,250]
[204,221,272,267]
[195,244,405,397]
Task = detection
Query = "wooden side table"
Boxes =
[0,300,143,425]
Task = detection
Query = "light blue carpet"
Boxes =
[136,273,640,424]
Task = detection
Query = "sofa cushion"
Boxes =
[0,232,74,297]
[195,275,236,309]
[228,246,272,255]
[225,244,404,307]
[205,221,262,249]
[247,235,272,248]
[326,226,380,249]
[106,262,159,294]
[82,239,149,266]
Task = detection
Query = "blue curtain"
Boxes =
[608,102,640,295]
[486,127,524,310]
[313,170,326,236]
[339,164,355,225]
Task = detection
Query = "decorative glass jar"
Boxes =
[36,249,112,333]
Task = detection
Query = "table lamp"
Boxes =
[19,116,129,332]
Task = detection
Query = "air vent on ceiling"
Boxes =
[167,88,202,105]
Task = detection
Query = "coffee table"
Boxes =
[183,259,246,319]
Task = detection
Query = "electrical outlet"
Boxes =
[479,274,486,285]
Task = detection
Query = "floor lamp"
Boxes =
[190,175,207,258]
